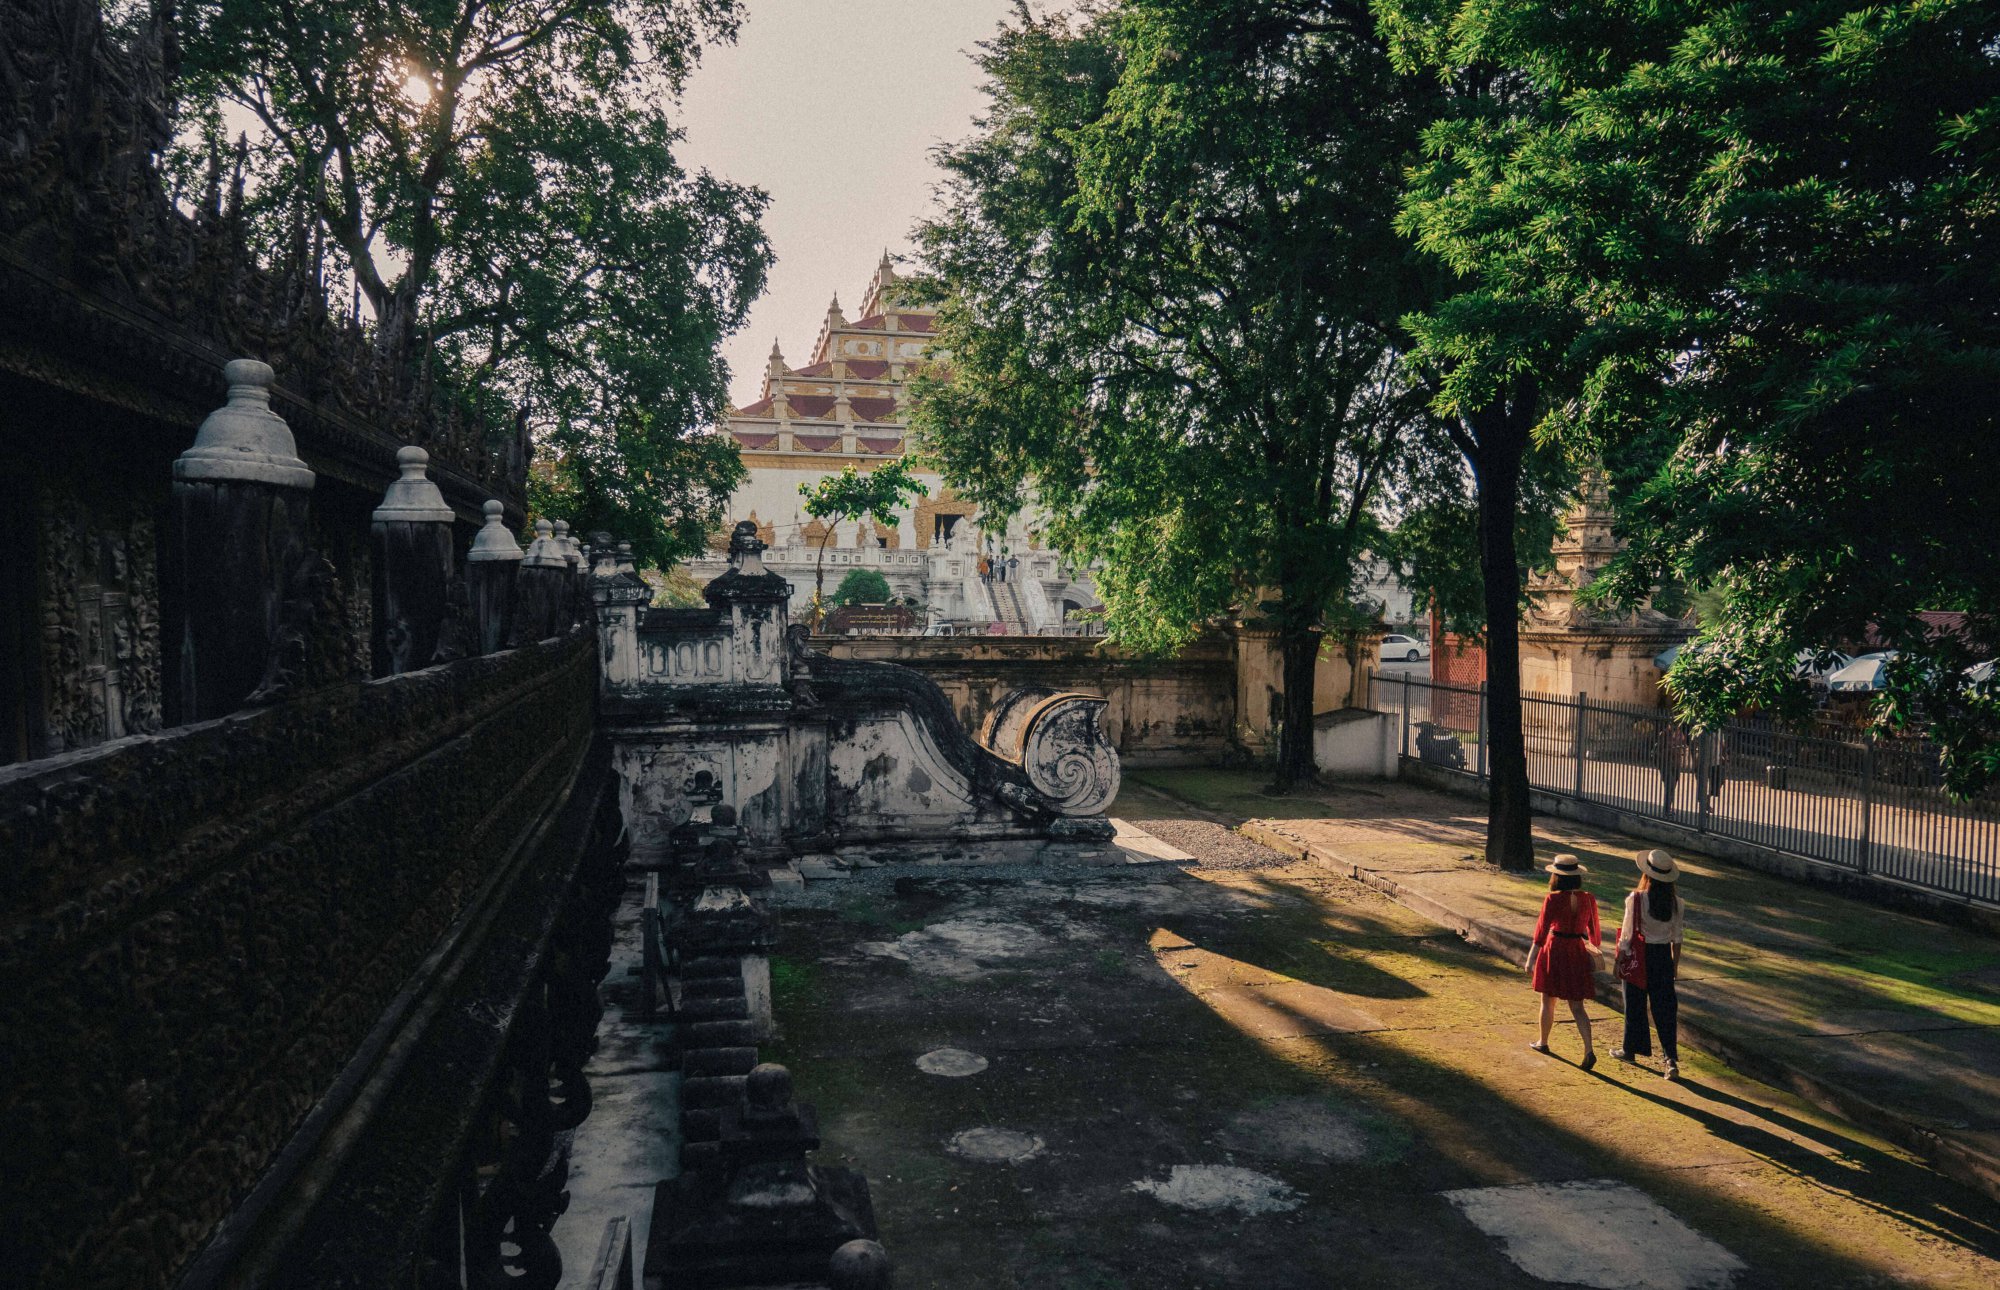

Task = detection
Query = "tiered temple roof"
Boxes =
[724,252,935,465]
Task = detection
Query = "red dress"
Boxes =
[1530,891,1602,1000]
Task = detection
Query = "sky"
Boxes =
[674,0,1023,407]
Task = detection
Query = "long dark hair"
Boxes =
[1550,872,1582,893]
[1639,874,1679,920]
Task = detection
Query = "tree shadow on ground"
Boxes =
[772,864,2000,1287]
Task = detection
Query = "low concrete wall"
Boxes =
[818,635,1236,767]
[1399,758,2000,936]
[1313,708,1397,778]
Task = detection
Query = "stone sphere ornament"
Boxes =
[827,1239,892,1290]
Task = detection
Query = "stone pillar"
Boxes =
[514,519,571,645]
[591,534,650,687]
[553,520,587,624]
[169,358,316,723]
[704,521,794,690]
[465,500,523,655]
[369,446,456,677]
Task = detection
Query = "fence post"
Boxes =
[1573,692,1588,799]
[1858,732,1875,876]
[1401,672,1412,761]
[1697,730,1712,835]
[1477,681,1488,781]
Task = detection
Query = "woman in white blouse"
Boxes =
[1611,849,1686,1079]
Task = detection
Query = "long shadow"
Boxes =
[1171,905,2000,1264]
[773,864,2000,1287]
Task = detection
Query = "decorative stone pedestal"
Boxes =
[369,446,455,676]
[169,358,315,721]
[466,499,523,655]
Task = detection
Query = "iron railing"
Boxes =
[1368,674,2000,904]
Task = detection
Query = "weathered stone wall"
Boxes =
[0,632,596,1290]
[816,635,1237,767]
[1229,629,1373,755]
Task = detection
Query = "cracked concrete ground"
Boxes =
[763,798,2000,1289]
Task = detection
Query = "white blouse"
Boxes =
[1617,889,1684,951]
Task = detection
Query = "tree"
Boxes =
[1563,2,1999,792]
[1386,1,2000,794]
[798,459,928,624]
[910,0,1443,789]
[1373,0,1596,867]
[830,568,893,607]
[171,0,772,567]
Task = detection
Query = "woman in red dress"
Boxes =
[1527,853,1602,1069]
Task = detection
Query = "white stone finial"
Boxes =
[553,518,583,566]
[468,498,524,562]
[371,444,454,522]
[521,516,568,568]
[175,357,316,490]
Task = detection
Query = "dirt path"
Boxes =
[762,807,2000,1288]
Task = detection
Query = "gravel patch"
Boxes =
[1135,817,1297,869]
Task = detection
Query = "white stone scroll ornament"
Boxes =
[980,689,1122,816]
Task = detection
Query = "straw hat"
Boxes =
[1544,853,1586,876]
[1637,849,1681,883]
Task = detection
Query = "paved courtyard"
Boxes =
[761,799,2000,1288]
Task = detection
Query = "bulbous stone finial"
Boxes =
[552,519,583,567]
[828,1239,891,1290]
[468,499,524,562]
[175,357,316,490]
[744,1062,793,1119]
[521,516,569,568]
[371,445,454,522]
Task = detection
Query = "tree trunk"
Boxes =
[1273,620,1322,791]
[1471,420,1534,871]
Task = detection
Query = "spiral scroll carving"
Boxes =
[978,689,1121,816]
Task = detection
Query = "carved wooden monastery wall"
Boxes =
[0,633,597,1287]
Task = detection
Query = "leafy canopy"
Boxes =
[171,0,771,567]
[1382,0,2000,788]
[798,459,930,533]
[830,569,894,607]
[910,0,1442,657]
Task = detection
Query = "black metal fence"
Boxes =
[1368,675,2000,905]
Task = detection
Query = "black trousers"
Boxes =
[1621,943,1679,1062]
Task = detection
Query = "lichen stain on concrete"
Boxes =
[947,1127,1044,1164]
[1217,1097,1374,1164]
[1443,1179,1745,1290]
[861,750,898,784]
[858,914,1056,979]
[1129,1165,1301,1215]
[916,1047,989,1077]
[906,766,933,794]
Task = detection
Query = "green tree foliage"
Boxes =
[171,0,772,567]
[830,568,894,607]
[1374,0,1608,867]
[1384,0,2000,791]
[798,459,929,616]
[909,0,1444,788]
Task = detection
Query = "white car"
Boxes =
[1379,633,1430,663]
[1826,651,1896,692]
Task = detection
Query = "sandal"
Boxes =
[1580,1050,1598,1072]
[1528,1041,1550,1054]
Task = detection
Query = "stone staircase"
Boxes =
[990,578,1033,633]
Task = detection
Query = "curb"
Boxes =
[1235,818,2000,1209]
